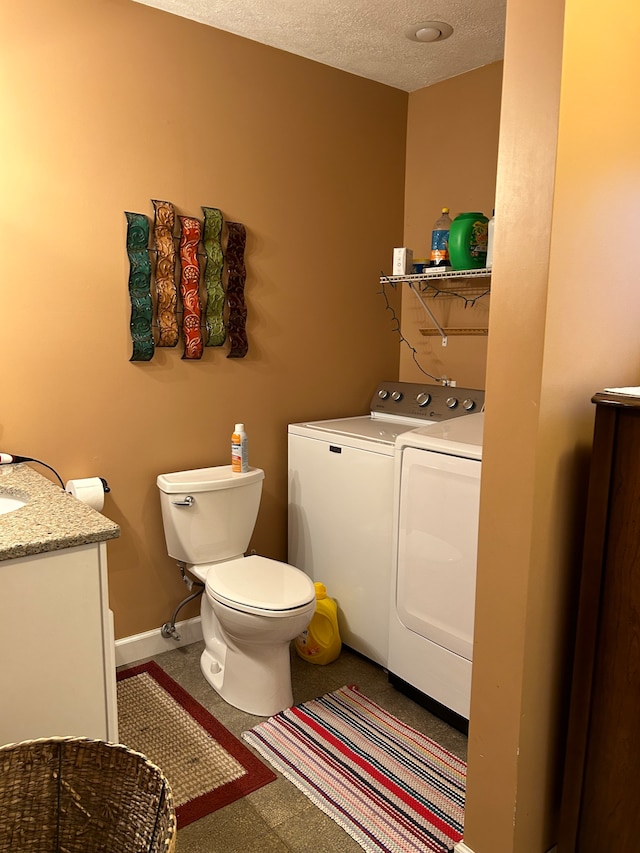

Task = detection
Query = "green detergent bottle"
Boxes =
[448,212,489,270]
[294,582,341,665]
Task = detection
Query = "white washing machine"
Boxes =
[388,412,484,728]
[288,382,484,668]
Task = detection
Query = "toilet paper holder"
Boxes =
[0,454,112,498]
[65,476,112,512]
[66,477,111,494]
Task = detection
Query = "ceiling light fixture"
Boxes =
[406,21,454,43]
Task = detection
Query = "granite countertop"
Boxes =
[0,464,120,561]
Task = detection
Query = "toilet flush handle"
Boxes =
[172,495,195,507]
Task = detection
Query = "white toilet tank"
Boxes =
[157,465,265,565]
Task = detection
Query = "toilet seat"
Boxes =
[205,555,315,617]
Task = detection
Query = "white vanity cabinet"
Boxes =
[0,541,118,745]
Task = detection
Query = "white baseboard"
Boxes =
[115,616,203,667]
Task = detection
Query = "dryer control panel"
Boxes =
[371,381,485,422]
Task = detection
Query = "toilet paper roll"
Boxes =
[65,477,105,511]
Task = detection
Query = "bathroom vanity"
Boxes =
[0,464,120,746]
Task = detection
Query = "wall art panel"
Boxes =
[226,221,248,359]
[125,211,154,362]
[202,206,226,347]
[152,199,179,347]
[178,215,203,360]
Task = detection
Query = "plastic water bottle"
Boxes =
[294,582,341,665]
[486,209,495,268]
[430,207,452,267]
[231,423,248,473]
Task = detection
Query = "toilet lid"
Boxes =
[206,555,316,615]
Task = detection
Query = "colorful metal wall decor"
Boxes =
[152,200,179,347]
[225,222,249,359]
[202,207,226,347]
[125,212,154,362]
[124,200,249,362]
[178,216,204,359]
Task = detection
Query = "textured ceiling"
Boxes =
[132,0,506,92]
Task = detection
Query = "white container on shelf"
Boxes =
[486,209,495,268]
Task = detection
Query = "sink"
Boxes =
[0,495,27,516]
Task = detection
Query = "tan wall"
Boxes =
[401,63,503,389]
[465,0,640,850]
[1,0,405,638]
[6,0,638,848]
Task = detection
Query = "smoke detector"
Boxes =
[406,22,454,43]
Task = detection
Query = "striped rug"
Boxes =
[242,685,466,853]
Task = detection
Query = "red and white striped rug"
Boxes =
[242,685,466,853]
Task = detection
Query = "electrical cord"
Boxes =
[378,276,444,383]
[0,454,65,489]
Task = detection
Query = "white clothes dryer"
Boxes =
[388,412,484,730]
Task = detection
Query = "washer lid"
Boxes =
[288,415,423,445]
[206,555,315,612]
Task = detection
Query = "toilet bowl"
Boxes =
[156,465,316,716]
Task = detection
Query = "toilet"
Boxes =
[156,464,316,716]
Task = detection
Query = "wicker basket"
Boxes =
[0,737,176,853]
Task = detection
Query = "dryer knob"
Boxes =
[391,391,403,402]
[446,397,459,409]
[416,392,431,407]
[462,398,476,411]
[378,389,390,400]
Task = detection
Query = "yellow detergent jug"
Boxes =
[295,582,341,665]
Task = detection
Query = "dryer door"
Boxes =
[395,446,481,661]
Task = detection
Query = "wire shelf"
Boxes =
[380,268,491,301]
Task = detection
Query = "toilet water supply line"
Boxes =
[161,561,204,641]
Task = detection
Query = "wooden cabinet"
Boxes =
[559,390,640,852]
[0,541,118,746]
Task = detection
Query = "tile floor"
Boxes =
[123,641,467,853]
